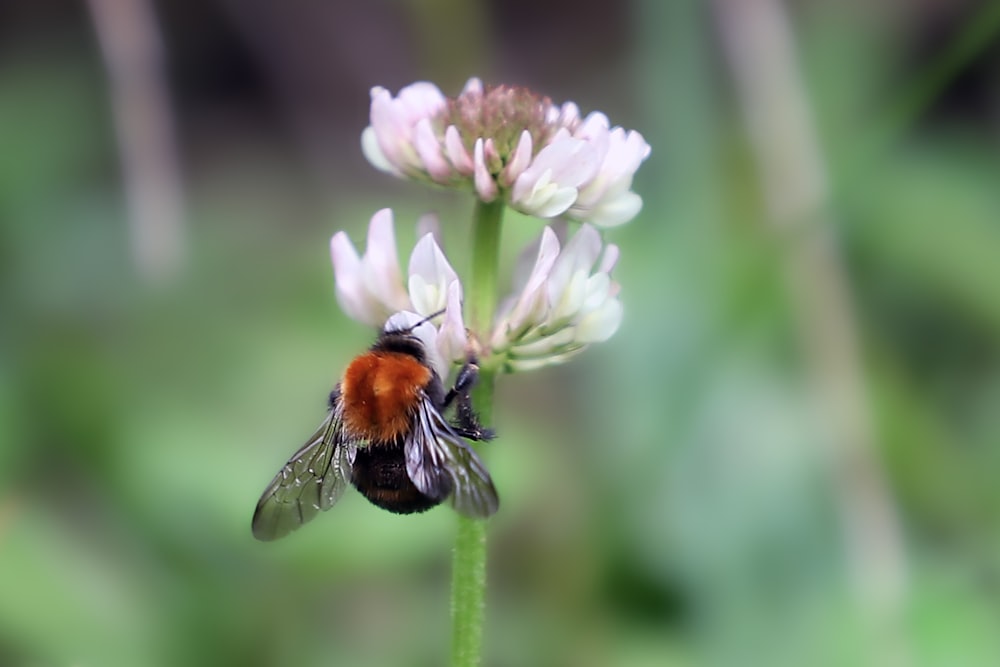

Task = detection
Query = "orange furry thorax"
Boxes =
[340,350,432,442]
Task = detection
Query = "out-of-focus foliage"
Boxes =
[1,1,999,666]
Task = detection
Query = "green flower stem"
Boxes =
[451,199,504,667]
[468,199,505,335]
[450,376,493,667]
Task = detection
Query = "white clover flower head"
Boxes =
[331,209,468,376]
[362,78,651,227]
[491,224,622,371]
[331,210,626,375]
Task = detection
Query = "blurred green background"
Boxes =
[2,1,1000,666]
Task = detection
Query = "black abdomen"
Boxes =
[351,440,447,514]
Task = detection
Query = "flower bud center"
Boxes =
[446,85,555,168]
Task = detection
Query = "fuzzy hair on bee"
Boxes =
[251,316,499,542]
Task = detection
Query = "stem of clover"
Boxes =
[450,198,504,667]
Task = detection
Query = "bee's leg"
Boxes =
[444,359,495,442]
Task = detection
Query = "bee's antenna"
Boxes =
[386,308,447,335]
[414,308,446,328]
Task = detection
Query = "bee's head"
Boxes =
[374,309,446,366]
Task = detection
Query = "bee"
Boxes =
[251,315,499,541]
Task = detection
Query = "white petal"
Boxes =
[511,167,577,219]
[573,191,644,228]
[511,135,598,216]
[574,112,610,141]
[546,224,601,300]
[575,298,623,343]
[572,128,650,224]
[360,126,397,174]
[413,118,452,182]
[408,233,459,315]
[549,270,589,323]
[436,280,468,370]
[506,348,585,373]
[522,133,598,189]
[510,327,578,357]
[581,273,612,312]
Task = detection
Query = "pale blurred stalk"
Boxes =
[88,0,185,284]
[713,1,910,665]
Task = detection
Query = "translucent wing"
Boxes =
[251,398,357,541]
[405,395,499,519]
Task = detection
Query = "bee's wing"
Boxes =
[405,396,499,519]
[251,400,357,541]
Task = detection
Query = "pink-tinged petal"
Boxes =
[330,231,375,325]
[574,112,610,141]
[330,231,361,276]
[367,87,409,167]
[598,243,620,275]
[395,82,448,120]
[413,118,452,182]
[368,83,447,175]
[364,209,410,310]
[444,125,474,175]
[503,227,561,333]
[499,130,533,188]
[436,280,468,368]
[473,139,499,201]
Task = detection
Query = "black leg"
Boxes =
[443,359,495,442]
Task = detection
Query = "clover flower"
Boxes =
[330,208,466,378]
[490,224,622,371]
[362,78,651,227]
[331,211,621,374]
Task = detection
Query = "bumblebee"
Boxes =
[252,319,499,541]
